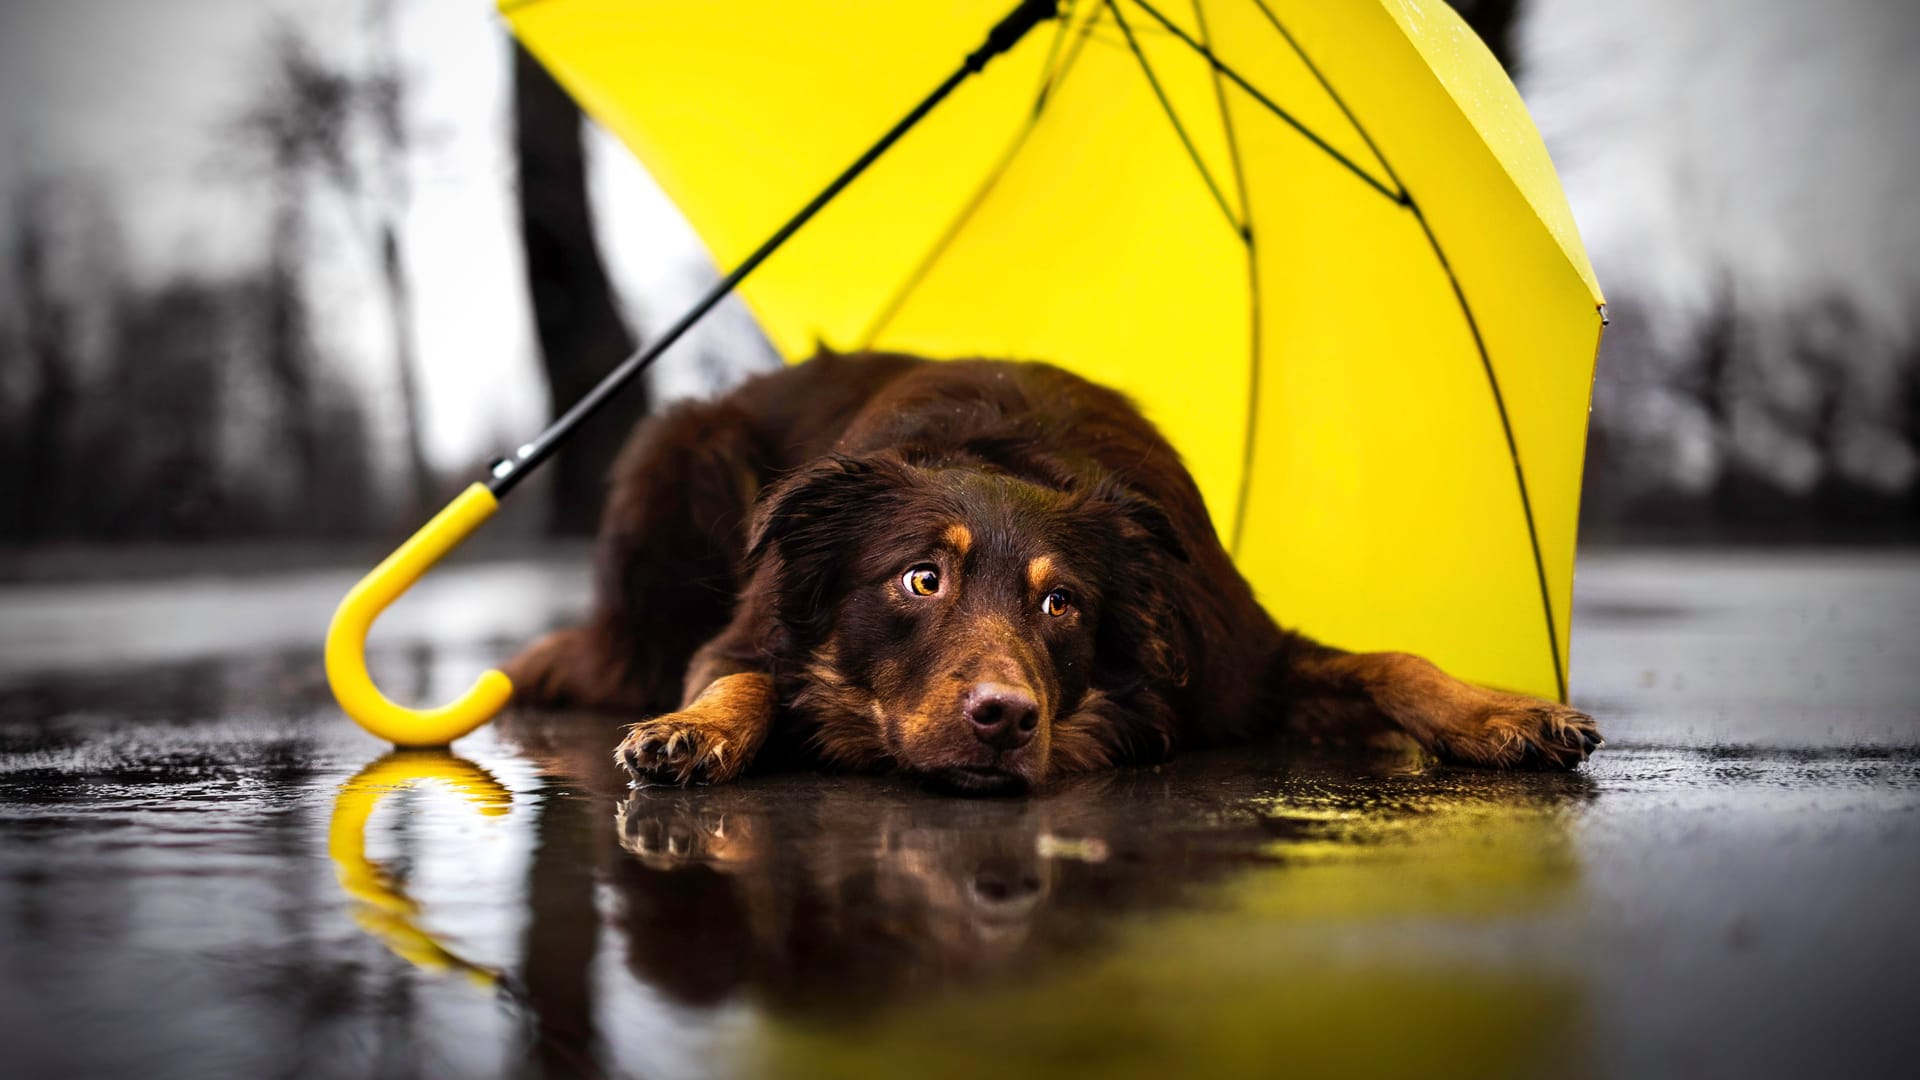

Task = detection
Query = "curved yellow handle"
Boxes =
[329,750,511,986]
[325,482,515,746]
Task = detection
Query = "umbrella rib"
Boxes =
[1102,0,1243,234]
[857,3,1098,347]
[1249,0,1568,702]
[1244,0,1400,197]
[1191,0,1263,557]
[1028,0,1082,115]
[1127,0,1404,205]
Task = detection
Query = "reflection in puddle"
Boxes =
[3,645,1604,1079]
[7,556,1916,1077]
[720,765,1589,1078]
[327,751,513,989]
[496,713,1600,1078]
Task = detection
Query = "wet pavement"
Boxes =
[0,550,1915,1079]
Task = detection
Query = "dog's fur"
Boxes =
[508,351,1599,793]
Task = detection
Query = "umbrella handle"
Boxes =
[325,483,514,746]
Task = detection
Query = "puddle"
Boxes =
[0,552,1916,1078]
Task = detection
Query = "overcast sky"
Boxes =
[1522,0,1920,349]
[2,0,1915,477]
[0,0,735,474]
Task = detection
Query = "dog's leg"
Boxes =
[1277,639,1601,769]
[613,595,777,786]
[507,397,763,714]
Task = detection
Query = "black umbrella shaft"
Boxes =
[489,0,1059,497]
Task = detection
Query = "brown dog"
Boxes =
[507,350,1599,793]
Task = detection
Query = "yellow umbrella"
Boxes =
[326,0,1602,745]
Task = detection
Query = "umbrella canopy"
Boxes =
[504,0,1605,702]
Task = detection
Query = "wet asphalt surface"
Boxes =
[0,550,1915,1079]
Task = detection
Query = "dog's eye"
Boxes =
[902,565,941,597]
[1041,589,1072,617]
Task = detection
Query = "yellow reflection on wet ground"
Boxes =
[328,750,513,989]
[698,755,1597,1080]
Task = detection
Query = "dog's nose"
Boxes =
[965,682,1038,750]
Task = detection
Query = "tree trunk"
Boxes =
[265,191,322,509]
[365,0,434,519]
[516,781,603,1077]
[13,204,75,543]
[512,42,641,537]
[379,220,434,516]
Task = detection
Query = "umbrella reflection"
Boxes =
[327,750,513,988]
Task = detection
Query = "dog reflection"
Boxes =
[499,710,1593,1015]
[604,780,1133,1006]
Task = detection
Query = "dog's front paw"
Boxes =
[1433,693,1602,771]
[615,715,743,786]
[614,672,773,787]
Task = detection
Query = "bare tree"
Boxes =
[363,0,434,517]
[513,41,642,537]
[231,27,346,502]
[233,20,433,518]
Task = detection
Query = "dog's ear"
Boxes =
[1075,478,1187,565]
[746,452,910,565]
[1073,481,1193,691]
[1105,488,1188,564]
[746,452,913,644]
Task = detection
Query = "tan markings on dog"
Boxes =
[615,672,775,784]
[1025,555,1053,594]
[942,522,972,557]
[938,612,1053,727]
[898,709,939,746]
[967,613,1018,650]
[793,653,890,769]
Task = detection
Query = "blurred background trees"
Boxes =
[1523,0,1920,540]
[0,171,380,544]
[0,0,1914,551]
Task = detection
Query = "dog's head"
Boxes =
[747,452,1189,794]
